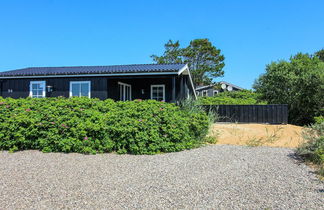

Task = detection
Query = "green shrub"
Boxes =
[254,53,324,125]
[0,97,210,154]
[179,97,218,123]
[314,116,324,124]
[198,90,266,105]
[297,122,324,165]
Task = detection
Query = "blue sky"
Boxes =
[0,0,323,89]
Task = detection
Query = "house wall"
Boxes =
[0,77,108,100]
[107,77,173,101]
[0,74,192,102]
[106,75,191,102]
[197,86,241,97]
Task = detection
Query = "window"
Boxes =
[118,82,132,101]
[202,90,208,97]
[151,85,165,101]
[196,91,200,96]
[69,81,91,98]
[30,81,46,98]
[213,90,219,96]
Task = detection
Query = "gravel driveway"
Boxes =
[0,145,323,209]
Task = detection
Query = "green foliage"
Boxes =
[254,52,324,125]
[0,97,210,155]
[150,40,183,64]
[315,116,324,124]
[203,136,218,144]
[297,122,324,166]
[198,90,266,105]
[179,97,218,123]
[151,38,225,85]
[315,48,324,62]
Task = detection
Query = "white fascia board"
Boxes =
[195,85,213,91]
[0,71,178,79]
[178,65,197,99]
[177,64,189,75]
[187,69,197,99]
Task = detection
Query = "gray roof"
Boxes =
[0,63,186,77]
[195,85,213,91]
[219,81,244,90]
[195,81,244,91]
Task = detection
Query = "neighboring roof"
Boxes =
[195,81,244,91]
[195,85,213,91]
[219,81,244,90]
[0,63,187,77]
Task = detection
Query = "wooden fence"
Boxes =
[201,104,288,124]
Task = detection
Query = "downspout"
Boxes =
[0,80,2,98]
[171,76,176,102]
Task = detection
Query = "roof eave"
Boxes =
[0,71,179,79]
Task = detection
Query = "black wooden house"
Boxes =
[0,64,196,102]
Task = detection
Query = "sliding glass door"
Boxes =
[118,82,132,101]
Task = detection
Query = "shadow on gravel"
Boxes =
[288,151,324,185]
[287,152,303,162]
[287,152,318,175]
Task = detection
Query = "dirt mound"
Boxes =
[210,123,304,148]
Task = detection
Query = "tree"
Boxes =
[315,48,324,62]
[151,40,183,64]
[253,52,324,125]
[151,39,225,85]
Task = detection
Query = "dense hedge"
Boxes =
[0,97,210,154]
[198,90,266,105]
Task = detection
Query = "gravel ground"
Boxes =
[0,145,323,209]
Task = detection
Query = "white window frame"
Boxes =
[69,81,91,98]
[213,90,219,96]
[30,81,46,98]
[118,82,132,101]
[151,84,165,101]
[202,90,208,97]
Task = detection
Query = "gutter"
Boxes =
[0,71,179,79]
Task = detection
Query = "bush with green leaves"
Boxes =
[314,116,324,124]
[254,52,324,125]
[0,97,210,154]
[198,90,266,105]
[297,122,324,166]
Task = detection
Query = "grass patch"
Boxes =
[246,125,283,147]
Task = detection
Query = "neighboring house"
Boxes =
[195,81,244,97]
[0,64,196,102]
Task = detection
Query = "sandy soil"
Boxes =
[210,123,305,148]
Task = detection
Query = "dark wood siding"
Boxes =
[107,75,183,102]
[0,77,107,100]
[0,74,192,102]
[201,105,288,124]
